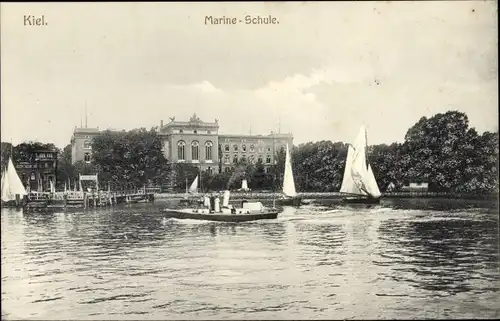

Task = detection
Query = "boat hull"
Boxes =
[275,197,302,207]
[163,209,279,222]
[343,196,381,205]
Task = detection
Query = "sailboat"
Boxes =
[238,179,250,191]
[179,175,202,205]
[275,144,302,206]
[1,157,27,207]
[340,126,381,204]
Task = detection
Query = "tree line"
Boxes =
[1,111,498,195]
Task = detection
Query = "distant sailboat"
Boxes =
[238,179,250,191]
[1,157,27,205]
[276,144,302,206]
[189,175,199,194]
[340,126,381,204]
[180,175,201,205]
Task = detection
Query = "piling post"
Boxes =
[15,194,20,208]
[84,192,88,209]
[63,193,68,209]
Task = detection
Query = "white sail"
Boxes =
[189,175,199,194]
[241,179,249,191]
[341,126,380,198]
[340,145,363,195]
[365,164,381,198]
[1,157,27,202]
[1,169,5,194]
[282,144,297,197]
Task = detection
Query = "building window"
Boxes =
[178,141,186,160]
[258,155,263,163]
[241,155,247,163]
[267,147,271,152]
[224,144,230,152]
[83,140,91,149]
[207,130,211,134]
[207,167,212,174]
[242,144,247,152]
[250,155,255,163]
[233,144,238,152]
[84,153,91,163]
[205,141,213,160]
[233,155,238,164]
[194,130,198,134]
[179,129,184,133]
[225,167,231,173]
[192,141,199,160]
[224,155,230,164]
[266,155,271,164]
[249,144,255,152]
[258,147,263,153]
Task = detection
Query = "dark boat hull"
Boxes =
[163,209,279,222]
[275,197,302,207]
[343,196,381,205]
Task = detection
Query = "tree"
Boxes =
[91,127,171,189]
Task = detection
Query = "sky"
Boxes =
[1,1,498,148]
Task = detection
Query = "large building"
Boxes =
[70,127,100,164]
[15,149,58,191]
[70,113,294,173]
[158,114,293,173]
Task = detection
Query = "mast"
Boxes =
[364,126,369,170]
[199,164,202,193]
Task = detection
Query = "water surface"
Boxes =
[1,198,499,319]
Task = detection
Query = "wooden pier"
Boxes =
[22,189,155,211]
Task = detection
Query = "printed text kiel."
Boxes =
[24,15,47,26]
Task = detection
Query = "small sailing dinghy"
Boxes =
[179,175,203,205]
[1,157,27,207]
[340,126,381,205]
[275,144,304,206]
[238,179,250,191]
[164,190,279,222]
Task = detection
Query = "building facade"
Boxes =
[15,149,58,191]
[158,114,294,173]
[157,114,220,173]
[70,114,294,174]
[70,127,100,164]
[218,133,293,172]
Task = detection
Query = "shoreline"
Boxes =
[154,191,499,201]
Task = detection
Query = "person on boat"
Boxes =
[214,196,220,213]
[209,194,216,213]
[203,195,210,208]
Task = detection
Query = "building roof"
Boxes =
[74,127,100,134]
[161,113,219,130]
[219,132,293,139]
